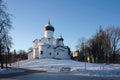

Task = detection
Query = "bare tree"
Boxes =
[75,37,86,51]
[17,50,27,60]
[87,26,120,63]
[0,0,12,69]
[106,27,120,63]
[75,37,88,62]
[75,26,120,63]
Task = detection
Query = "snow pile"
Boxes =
[11,59,120,77]
[0,68,25,74]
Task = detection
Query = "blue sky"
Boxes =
[4,0,120,51]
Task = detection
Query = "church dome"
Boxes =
[58,35,64,41]
[44,20,55,32]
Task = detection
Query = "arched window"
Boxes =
[57,52,59,55]
[49,52,51,55]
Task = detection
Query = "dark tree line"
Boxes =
[0,49,28,66]
[73,26,120,64]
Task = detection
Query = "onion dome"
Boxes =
[58,35,64,41]
[44,20,55,32]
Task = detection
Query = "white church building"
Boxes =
[28,20,70,59]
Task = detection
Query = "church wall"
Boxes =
[33,44,70,59]
[40,38,55,46]
[47,48,54,58]
[28,51,33,60]
[39,45,54,59]
[54,47,70,59]
[33,42,70,59]
[34,48,39,59]
[33,49,35,59]
[39,45,46,58]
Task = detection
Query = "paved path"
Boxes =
[1,72,120,80]
[0,68,120,80]
[0,67,46,78]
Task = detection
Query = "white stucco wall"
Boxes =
[28,51,33,60]
[32,41,70,59]
[54,47,70,59]
[39,45,54,58]
[35,48,39,59]
[44,31,54,38]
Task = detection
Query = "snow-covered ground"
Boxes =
[9,59,120,77]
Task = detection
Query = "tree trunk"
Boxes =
[0,43,4,69]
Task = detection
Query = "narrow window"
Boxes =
[49,52,51,55]
[41,51,43,55]
[57,52,59,55]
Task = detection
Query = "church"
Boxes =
[28,20,70,59]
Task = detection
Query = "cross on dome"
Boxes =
[44,20,55,32]
[48,19,51,24]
